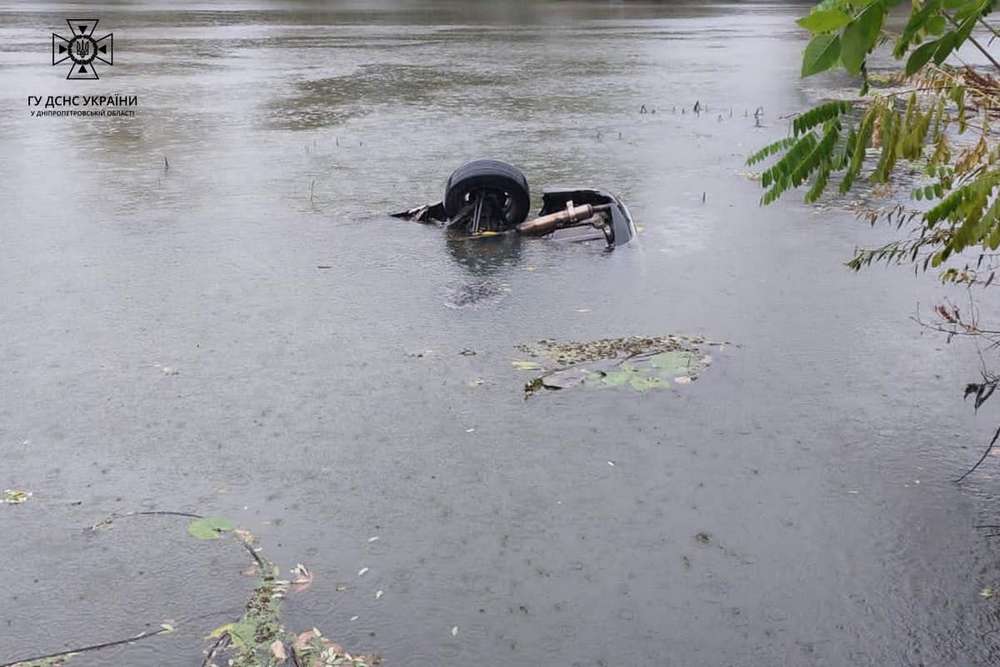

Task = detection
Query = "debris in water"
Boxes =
[2,489,30,504]
[451,626,459,637]
[518,335,719,366]
[375,590,384,600]
[293,628,378,665]
[368,536,380,543]
[695,532,712,545]
[516,335,727,397]
[982,587,995,599]
[76,511,380,666]
[358,567,369,576]
[291,563,313,592]
[271,639,288,661]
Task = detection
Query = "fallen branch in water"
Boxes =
[89,509,202,530]
[0,625,174,667]
[88,509,378,667]
[956,423,1000,482]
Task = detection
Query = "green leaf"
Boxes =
[802,34,842,77]
[894,0,941,56]
[629,376,666,392]
[746,136,796,166]
[933,30,959,64]
[600,371,631,387]
[649,351,698,375]
[797,9,852,33]
[841,4,885,74]
[906,39,939,75]
[228,620,257,649]
[954,0,988,21]
[187,516,235,540]
[801,35,840,78]
[792,100,851,136]
[926,15,947,35]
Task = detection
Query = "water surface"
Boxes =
[2,2,1000,665]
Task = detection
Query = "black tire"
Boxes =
[443,159,530,226]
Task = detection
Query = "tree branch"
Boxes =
[956,423,1000,482]
[943,11,1000,73]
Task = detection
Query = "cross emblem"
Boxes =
[52,19,113,80]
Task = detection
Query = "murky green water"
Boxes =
[2,2,1000,665]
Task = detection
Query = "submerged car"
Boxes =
[392,159,636,248]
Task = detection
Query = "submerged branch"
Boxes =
[0,626,173,667]
[956,423,1000,482]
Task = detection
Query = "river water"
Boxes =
[2,2,1000,665]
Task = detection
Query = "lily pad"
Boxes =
[649,351,697,375]
[628,375,667,392]
[519,334,727,397]
[599,370,632,387]
[538,367,590,390]
[187,516,235,540]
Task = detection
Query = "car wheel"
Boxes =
[443,159,530,226]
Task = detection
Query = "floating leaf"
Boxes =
[540,367,590,390]
[2,489,30,504]
[650,351,697,375]
[187,516,234,540]
[629,375,667,392]
[600,370,631,387]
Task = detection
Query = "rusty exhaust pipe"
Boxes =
[516,201,609,237]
